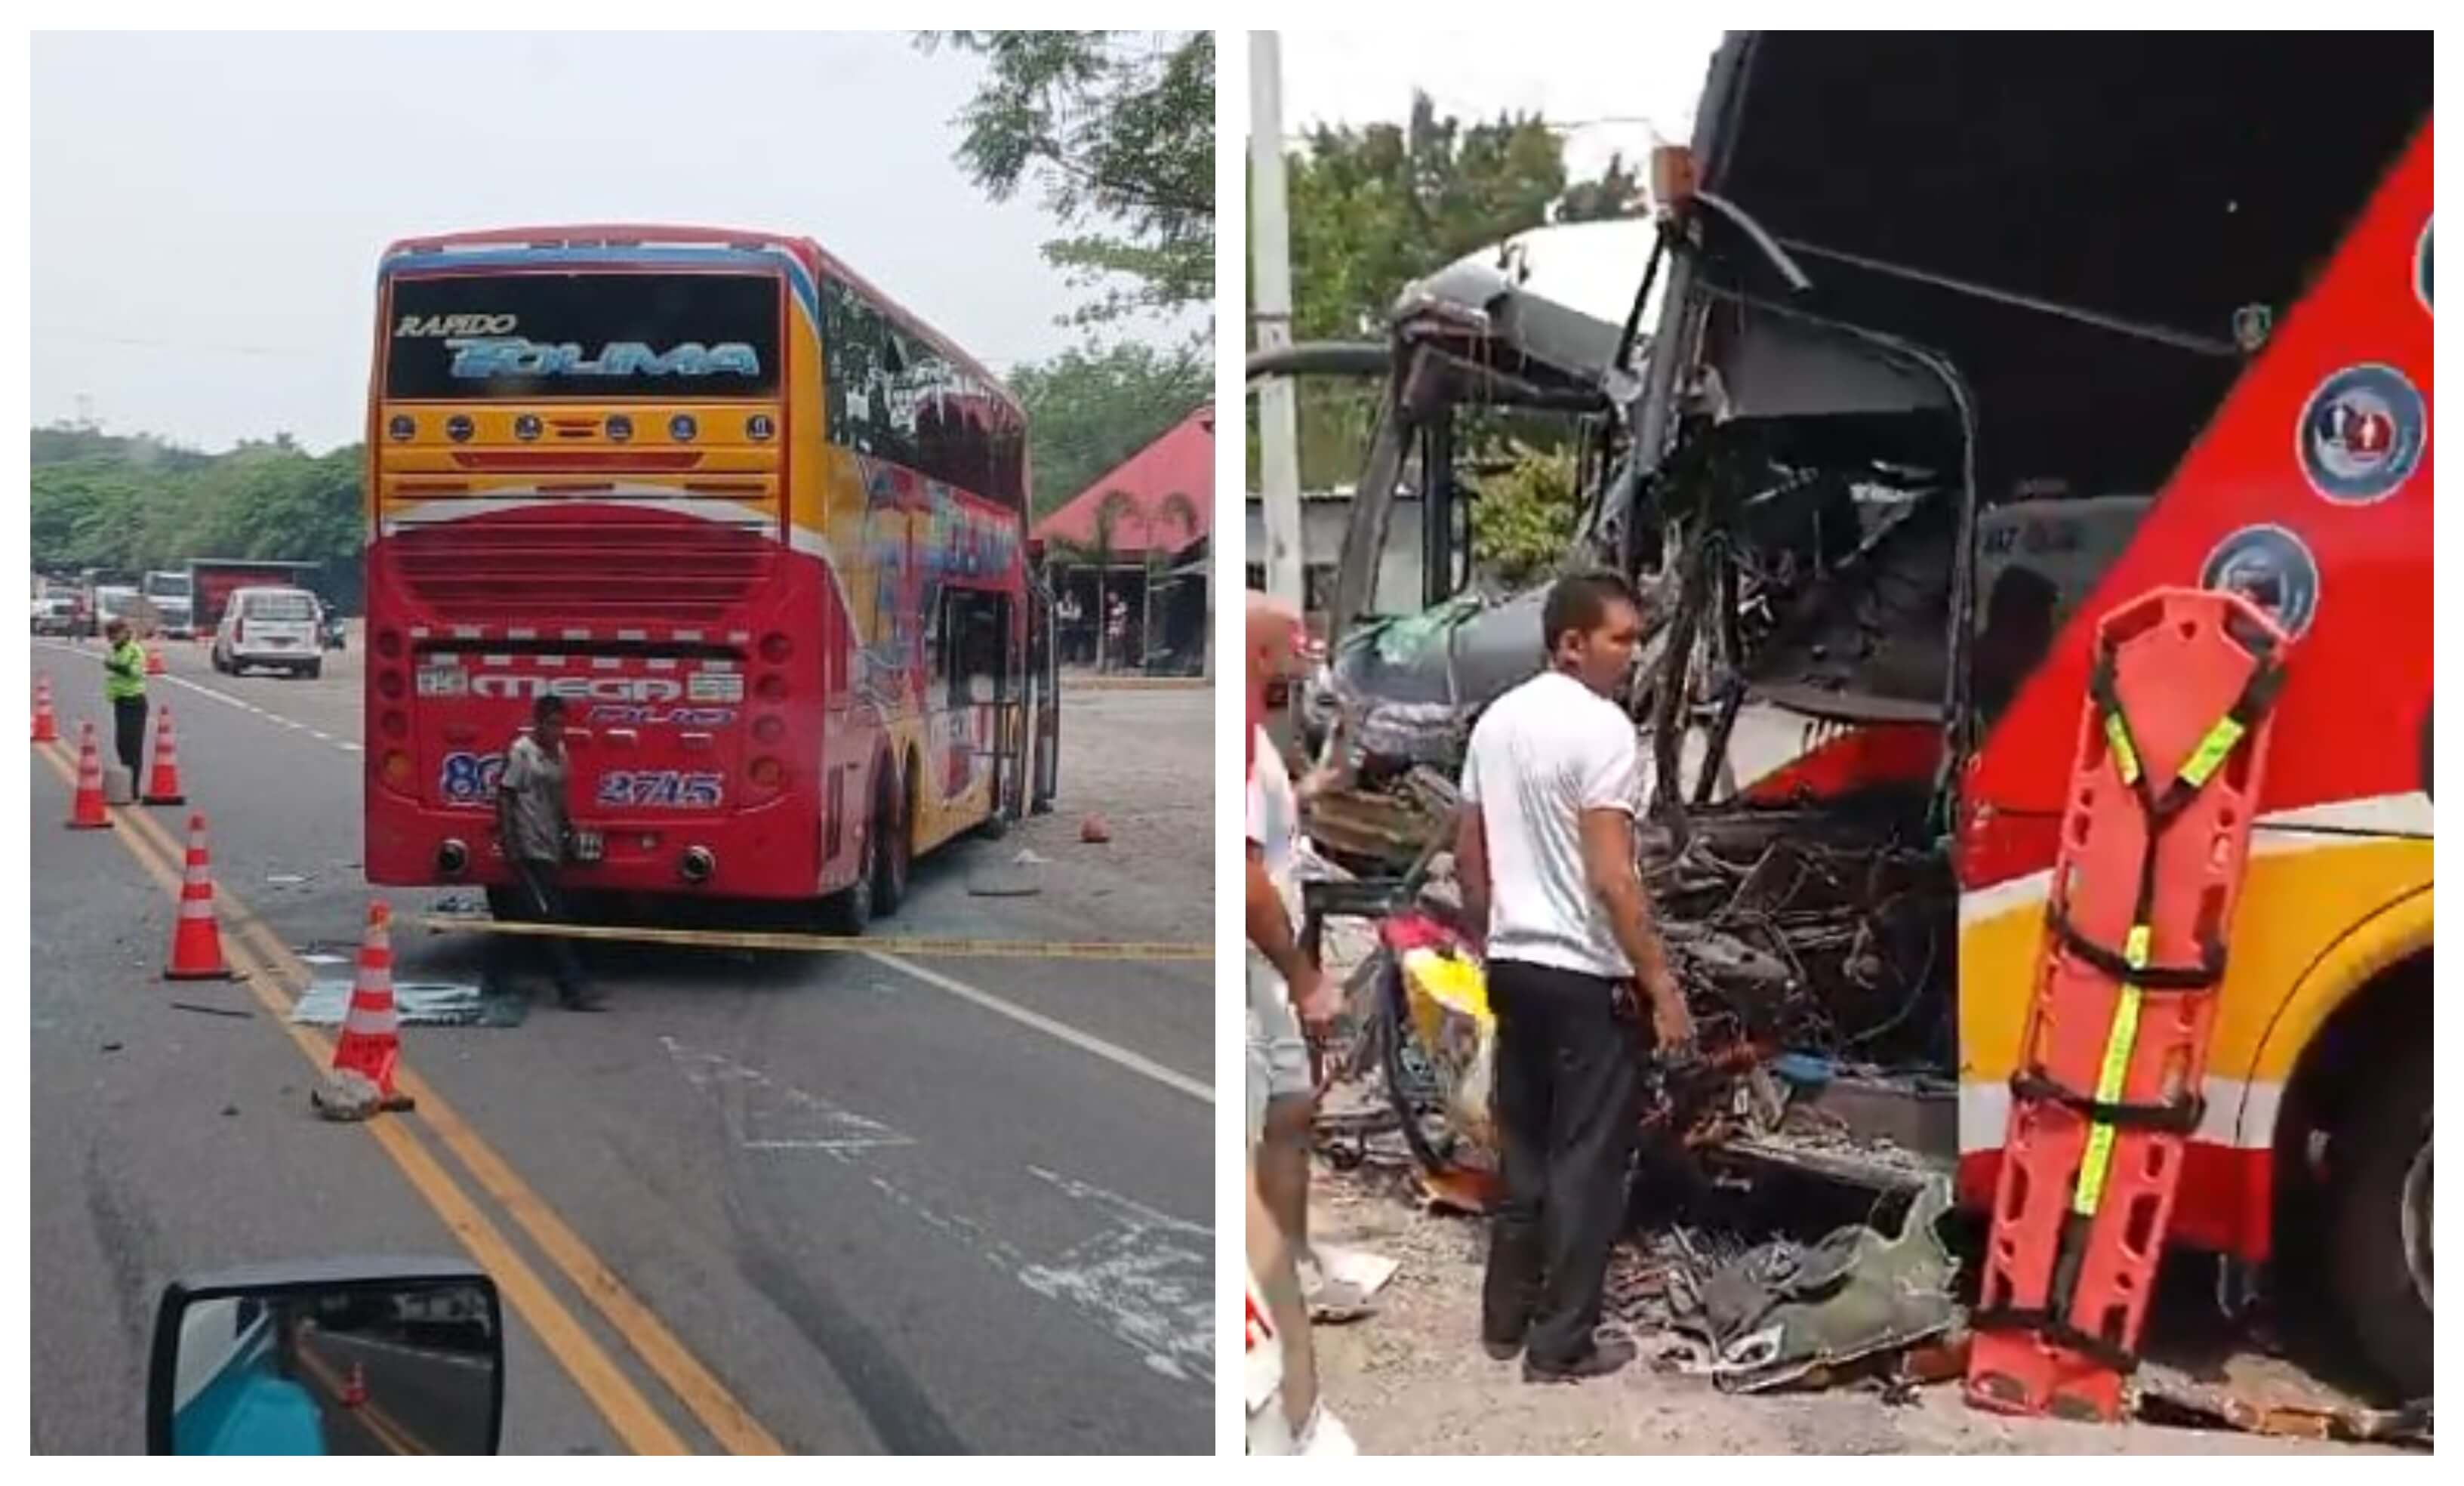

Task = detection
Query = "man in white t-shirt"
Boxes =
[1455,570,1691,1382]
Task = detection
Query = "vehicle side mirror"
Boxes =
[147,1259,504,1455]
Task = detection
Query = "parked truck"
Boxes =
[186,559,323,637]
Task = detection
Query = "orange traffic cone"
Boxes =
[143,706,186,805]
[331,902,406,1105]
[66,721,111,829]
[145,646,166,677]
[32,674,58,744]
[165,813,234,980]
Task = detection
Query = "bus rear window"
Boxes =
[383,271,781,400]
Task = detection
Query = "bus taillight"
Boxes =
[759,632,792,664]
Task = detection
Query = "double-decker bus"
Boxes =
[362,225,1051,929]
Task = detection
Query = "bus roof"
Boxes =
[377,224,1021,411]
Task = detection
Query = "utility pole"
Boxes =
[1248,31,1304,609]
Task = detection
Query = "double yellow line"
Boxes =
[36,740,784,1455]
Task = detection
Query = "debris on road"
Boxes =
[966,861,1044,898]
[310,1068,382,1122]
[1666,1176,1961,1394]
[1080,813,1113,843]
[2134,1368,2432,1449]
[293,977,524,1028]
[168,1000,252,1019]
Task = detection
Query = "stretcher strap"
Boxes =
[2007,1067,2206,1133]
[2046,903,2225,990]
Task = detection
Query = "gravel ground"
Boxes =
[1304,1164,2400,1456]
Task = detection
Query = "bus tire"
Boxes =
[2328,1039,2432,1398]
[870,757,912,917]
[820,864,872,936]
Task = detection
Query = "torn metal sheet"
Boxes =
[1674,1175,1962,1392]
[292,978,528,1028]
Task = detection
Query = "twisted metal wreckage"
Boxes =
[1252,32,2432,1427]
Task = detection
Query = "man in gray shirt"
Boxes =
[490,694,604,1011]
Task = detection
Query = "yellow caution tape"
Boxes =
[418,915,1210,963]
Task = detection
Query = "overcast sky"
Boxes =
[1274,27,1729,183]
[31,31,1202,454]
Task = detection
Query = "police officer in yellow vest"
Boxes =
[101,618,149,777]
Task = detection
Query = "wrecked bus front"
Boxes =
[1641,32,2430,1392]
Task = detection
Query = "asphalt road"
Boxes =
[29,636,1215,1455]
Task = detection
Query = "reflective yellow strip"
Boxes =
[2177,715,2247,788]
[419,916,1211,963]
[2103,713,2142,786]
[2071,923,2151,1217]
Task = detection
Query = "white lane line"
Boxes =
[147,662,362,761]
[861,949,1212,1105]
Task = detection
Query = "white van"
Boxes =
[213,586,325,679]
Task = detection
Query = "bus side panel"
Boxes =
[1963,126,2432,840]
[1955,126,2432,1256]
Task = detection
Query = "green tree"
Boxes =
[1556,151,1649,224]
[29,424,366,587]
[1284,94,1565,343]
[1009,339,1208,517]
[925,30,1214,325]
[1266,94,1648,492]
[1468,442,1582,589]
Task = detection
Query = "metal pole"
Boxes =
[1249,31,1304,608]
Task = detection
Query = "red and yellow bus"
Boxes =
[362,225,1045,928]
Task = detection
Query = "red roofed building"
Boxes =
[1031,406,1212,677]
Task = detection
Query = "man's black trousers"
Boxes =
[490,858,590,1000]
[1480,957,1644,1367]
[112,696,148,777]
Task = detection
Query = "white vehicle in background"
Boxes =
[143,569,197,638]
[212,586,325,679]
